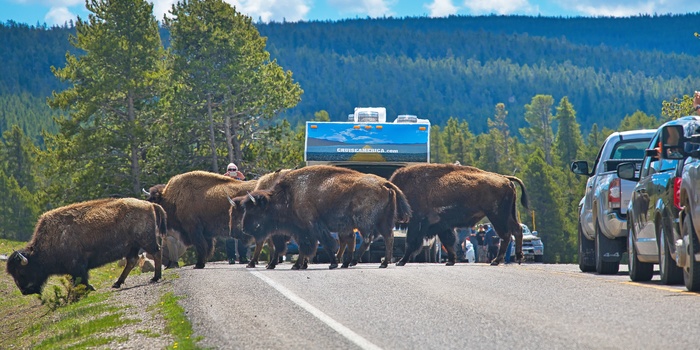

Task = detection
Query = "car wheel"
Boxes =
[534,255,543,263]
[579,221,595,272]
[595,222,619,275]
[682,215,700,291]
[659,223,683,285]
[628,224,653,282]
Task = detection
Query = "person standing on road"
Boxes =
[485,224,500,262]
[224,162,249,264]
[468,225,480,263]
[476,224,488,263]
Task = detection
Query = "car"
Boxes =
[571,129,656,274]
[649,117,700,291]
[617,117,700,284]
[510,223,544,262]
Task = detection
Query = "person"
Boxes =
[225,162,245,181]
[476,224,488,263]
[223,162,249,264]
[468,225,480,263]
[485,224,500,262]
[693,91,700,115]
[454,227,470,262]
[503,235,515,264]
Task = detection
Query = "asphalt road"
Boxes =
[172,261,700,350]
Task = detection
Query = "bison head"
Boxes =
[241,190,273,237]
[228,196,249,240]
[144,184,166,204]
[6,250,48,295]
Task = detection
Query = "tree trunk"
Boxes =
[128,93,141,196]
[207,92,218,172]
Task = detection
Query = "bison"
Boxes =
[240,165,411,269]
[389,163,529,266]
[230,168,293,269]
[5,198,167,295]
[146,170,257,269]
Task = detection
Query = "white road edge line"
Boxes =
[250,271,383,350]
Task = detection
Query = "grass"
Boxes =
[0,238,200,349]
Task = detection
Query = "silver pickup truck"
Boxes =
[571,129,656,274]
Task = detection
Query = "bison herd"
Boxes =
[6,163,528,295]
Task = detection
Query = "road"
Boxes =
[172,261,700,350]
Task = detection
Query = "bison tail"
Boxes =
[153,204,168,237]
[384,182,412,223]
[506,176,529,209]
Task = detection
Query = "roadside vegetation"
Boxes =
[0,238,196,349]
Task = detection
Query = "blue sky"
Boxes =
[1,0,699,26]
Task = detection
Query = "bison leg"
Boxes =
[144,245,163,283]
[267,235,288,269]
[72,265,94,291]
[248,239,266,268]
[352,238,371,266]
[380,232,394,268]
[397,220,424,266]
[338,232,355,268]
[114,248,140,288]
[437,228,458,266]
[318,232,339,270]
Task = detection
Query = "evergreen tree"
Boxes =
[165,0,302,174]
[430,125,449,164]
[521,149,572,263]
[552,97,584,168]
[0,169,40,241]
[617,110,660,131]
[1,125,38,192]
[520,95,555,165]
[46,0,166,201]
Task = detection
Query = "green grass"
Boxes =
[159,292,204,350]
[1,238,200,349]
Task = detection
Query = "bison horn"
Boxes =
[247,191,256,205]
[142,188,150,196]
[227,196,236,208]
[16,251,28,266]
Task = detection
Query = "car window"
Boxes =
[640,134,680,177]
[611,140,649,159]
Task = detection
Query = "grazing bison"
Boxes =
[6,198,167,295]
[146,171,257,269]
[230,169,293,269]
[389,163,529,266]
[240,165,411,269]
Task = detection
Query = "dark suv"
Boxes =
[657,117,700,291]
[618,116,700,284]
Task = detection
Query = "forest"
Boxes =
[1,2,699,264]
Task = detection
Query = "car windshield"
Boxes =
[611,140,648,159]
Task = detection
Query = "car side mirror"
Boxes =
[617,162,639,181]
[570,160,590,176]
[660,125,687,160]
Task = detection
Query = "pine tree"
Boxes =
[165,0,302,174]
[46,0,166,201]
[520,95,555,165]
[617,110,660,131]
[521,149,572,263]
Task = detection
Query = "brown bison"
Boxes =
[146,170,257,269]
[240,165,411,269]
[6,198,167,295]
[230,169,293,269]
[389,163,529,266]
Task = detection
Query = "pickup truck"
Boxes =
[571,129,656,274]
[656,117,700,291]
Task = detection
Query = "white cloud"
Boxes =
[151,0,178,21]
[462,0,535,15]
[328,0,396,18]
[227,0,311,22]
[554,0,697,17]
[44,6,75,25]
[425,0,459,17]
